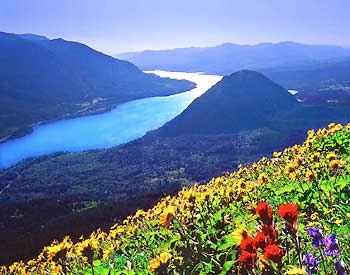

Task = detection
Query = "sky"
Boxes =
[1,0,350,55]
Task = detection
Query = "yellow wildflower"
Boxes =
[326,151,337,161]
[310,152,320,162]
[305,170,315,181]
[148,257,161,272]
[159,252,172,264]
[284,162,296,174]
[310,212,319,221]
[330,159,346,170]
[258,173,268,184]
[232,225,249,245]
[159,206,176,228]
[285,267,306,275]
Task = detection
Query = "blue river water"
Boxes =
[0,71,222,168]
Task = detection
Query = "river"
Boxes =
[0,71,222,168]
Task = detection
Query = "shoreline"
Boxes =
[0,81,196,145]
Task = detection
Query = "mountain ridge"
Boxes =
[116,41,350,75]
[0,31,194,140]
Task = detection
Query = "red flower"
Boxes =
[277,203,298,226]
[263,244,285,263]
[254,232,270,249]
[239,250,257,267]
[261,225,278,243]
[240,237,256,253]
[256,202,273,225]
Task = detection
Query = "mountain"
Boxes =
[0,32,194,140]
[116,42,350,75]
[152,70,298,136]
[259,58,350,104]
[17,33,49,41]
[1,71,349,263]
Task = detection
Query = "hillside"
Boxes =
[152,70,298,136]
[0,32,194,140]
[117,42,350,75]
[1,71,350,264]
[2,123,349,274]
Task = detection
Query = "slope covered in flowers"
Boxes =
[2,123,350,275]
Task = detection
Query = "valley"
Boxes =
[0,71,221,168]
[0,32,194,142]
[1,70,350,265]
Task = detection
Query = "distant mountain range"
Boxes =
[118,42,350,104]
[116,41,350,75]
[0,32,194,140]
[1,70,349,263]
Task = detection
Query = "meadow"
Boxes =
[2,123,350,275]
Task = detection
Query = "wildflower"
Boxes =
[277,203,298,228]
[263,244,284,263]
[225,187,234,199]
[159,206,176,228]
[285,267,307,275]
[326,151,337,160]
[239,251,257,267]
[310,212,318,221]
[254,232,270,249]
[330,159,346,170]
[240,237,256,253]
[284,163,296,174]
[159,252,172,264]
[148,257,161,272]
[324,233,339,256]
[333,260,346,275]
[335,217,343,225]
[304,253,320,274]
[148,253,172,273]
[50,262,63,275]
[305,170,315,181]
[261,225,278,243]
[258,173,268,184]
[307,228,324,248]
[256,202,273,225]
[310,152,320,162]
[232,226,249,245]
[307,129,315,138]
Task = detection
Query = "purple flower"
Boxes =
[308,227,324,248]
[304,253,320,266]
[324,233,339,256]
[333,260,346,275]
[304,253,320,274]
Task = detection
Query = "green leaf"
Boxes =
[219,261,234,275]
[218,234,235,251]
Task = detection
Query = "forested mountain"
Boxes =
[0,32,194,140]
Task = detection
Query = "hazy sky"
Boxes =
[1,0,349,54]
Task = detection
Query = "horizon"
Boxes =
[1,0,350,54]
[3,30,350,55]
